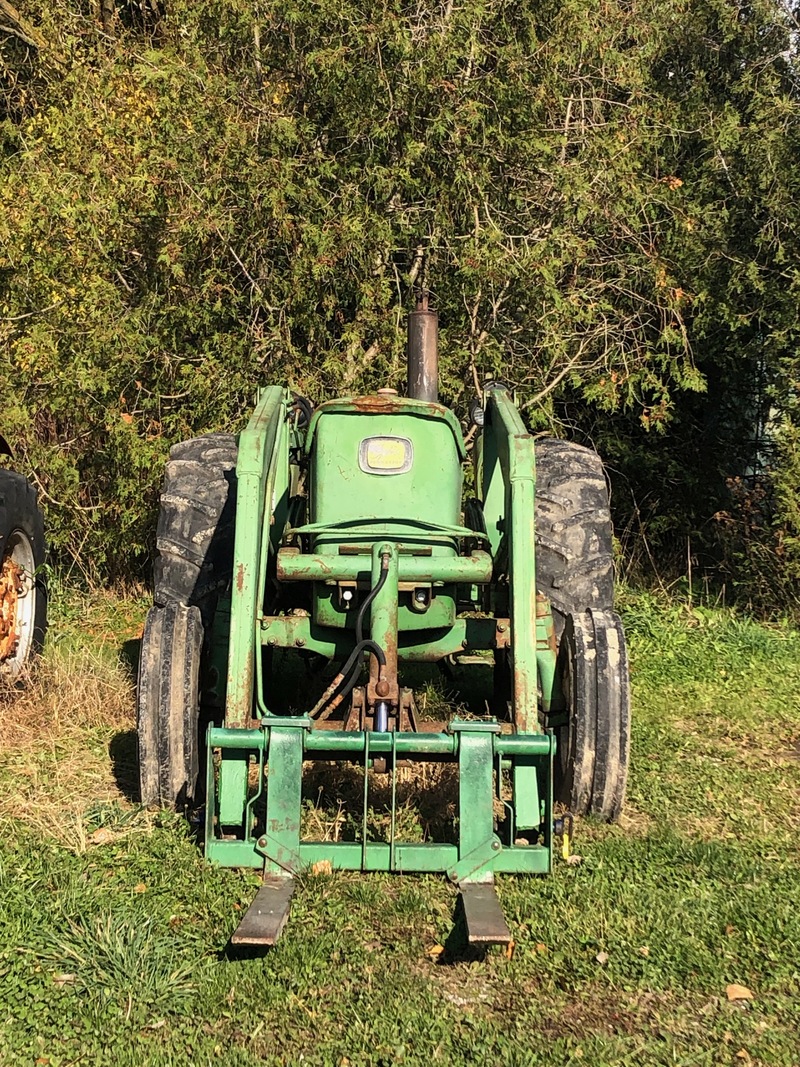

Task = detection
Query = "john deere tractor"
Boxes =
[138,295,629,946]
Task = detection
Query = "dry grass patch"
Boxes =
[0,643,139,851]
[300,759,461,843]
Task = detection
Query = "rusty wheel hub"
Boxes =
[0,553,23,662]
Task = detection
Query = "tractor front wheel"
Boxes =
[137,601,204,809]
[137,434,238,809]
[554,609,630,822]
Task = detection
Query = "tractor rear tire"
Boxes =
[153,434,238,611]
[0,470,47,680]
[138,601,204,809]
[555,609,630,822]
[534,439,615,623]
[138,434,238,809]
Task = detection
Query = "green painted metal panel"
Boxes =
[225,386,290,728]
[456,727,499,882]
[513,758,541,832]
[313,585,456,631]
[218,754,249,827]
[370,540,398,672]
[260,614,503,661]
[261,728,304,875]
[305,395,467,460]
[307,411,463,552]
[309,842,458,873]
[279,549,495,583]
[206,838,550,874]
[494,735,554,757]
[481,387,539,732]
[303,730,459,756]
[206,725,553,757]
[206,839,263,867]
[493,847,550,874]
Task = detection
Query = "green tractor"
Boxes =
[137,295,629,946]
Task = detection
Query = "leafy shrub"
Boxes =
[0,0,798,610]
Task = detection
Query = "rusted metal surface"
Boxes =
[311,669,350,721]
[350,393,405,414]
[398,687,418,732]
[0,555,22,661]
[346,685,365,731]
[311,670,349,721]
[367,546,399,713]
[494,618,511,650]
[312,712,447,734]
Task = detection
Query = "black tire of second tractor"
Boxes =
[0,470,47,678]
[137,434,238,810]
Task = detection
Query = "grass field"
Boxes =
[1,589,799,1066]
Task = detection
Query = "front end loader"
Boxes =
[137,294,630,946]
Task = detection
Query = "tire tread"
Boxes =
[535,438,615,617]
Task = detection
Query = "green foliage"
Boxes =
[707,419,800,613]
[0,0,798,599]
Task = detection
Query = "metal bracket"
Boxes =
[254,834,302,876]
[261,716,312,730]
[448,718,501,734]
[448,835,502,883]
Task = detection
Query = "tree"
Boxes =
[0,0,798,605]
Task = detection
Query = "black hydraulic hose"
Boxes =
[309,639,386,718]
[337,638,386,685]
[339,556,390,699]
[309,555,390,719]
[355,555,389,645]
[289,394,314,428]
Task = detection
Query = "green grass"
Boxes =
[1,590,800,1066]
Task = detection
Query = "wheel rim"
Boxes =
[0,529,37,678]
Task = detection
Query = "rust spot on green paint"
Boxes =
[351,394,403,413]
[236,563,246,592]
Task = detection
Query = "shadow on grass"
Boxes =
[220,939,276,962]
[439,895,489,964]
[111,636,141,801]
[120,636,141,679]
[109,729,140,802]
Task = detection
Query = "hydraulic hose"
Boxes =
[308,638,386,719]
[355,554,389,645]
[309,554,390,719]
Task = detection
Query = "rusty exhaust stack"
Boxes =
[406,290,438,403]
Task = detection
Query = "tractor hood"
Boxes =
[304,394,467,461]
